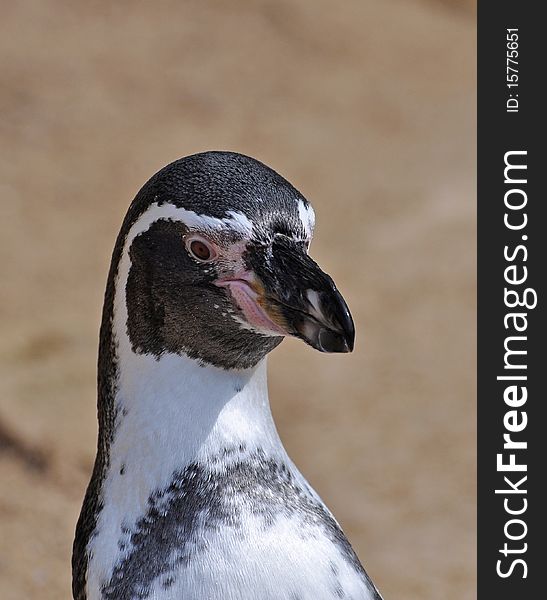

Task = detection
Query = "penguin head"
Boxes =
[115,151,354,370]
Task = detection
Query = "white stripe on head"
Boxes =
[129,201,254,237]
[297,199,315,241]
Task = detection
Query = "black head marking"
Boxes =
[125,217,281,369]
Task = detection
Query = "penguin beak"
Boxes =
[216,237,355,353]
[269,276,355,353]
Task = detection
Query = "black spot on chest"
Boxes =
[101,451,370,600]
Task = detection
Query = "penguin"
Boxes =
[72,151,383,600]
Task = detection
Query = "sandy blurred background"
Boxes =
[0,1,475,598]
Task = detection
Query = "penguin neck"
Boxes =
[108,349,283,474]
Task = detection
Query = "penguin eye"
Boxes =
[186,237,217,262]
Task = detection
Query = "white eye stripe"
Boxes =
[129,202,253,239]
[130,201,314,247]
[182,208,253,236]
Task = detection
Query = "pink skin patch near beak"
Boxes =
[215,273,286,336]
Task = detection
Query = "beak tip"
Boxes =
[326,288,355,353]
[289,287,356,354]
[316,326,355,354]
[346,334,355,353]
